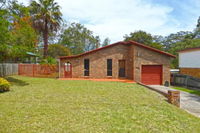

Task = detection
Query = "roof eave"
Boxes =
[128,41,176,58]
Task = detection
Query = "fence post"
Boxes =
[32,64,35,77]
[18,64,20,75]
[185,75,189,88]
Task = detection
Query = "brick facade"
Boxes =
[180,68,200,78]
[60,44,130,79]
[59,42,173,85]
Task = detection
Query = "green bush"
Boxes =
[0,78,10,92]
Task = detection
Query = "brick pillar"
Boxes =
[168,90,180,107]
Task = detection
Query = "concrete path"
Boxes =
[149,85,200,118]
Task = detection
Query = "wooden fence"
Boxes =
[18,64,58,78]
[0,63,18,77]
[171,73,200,90]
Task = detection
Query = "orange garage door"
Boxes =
[141,65,162,85]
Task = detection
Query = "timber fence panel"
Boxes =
[18,64,58,78]
[171,73,200,89]
[0,63,18,77]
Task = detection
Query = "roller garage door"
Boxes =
[141,65,162,85]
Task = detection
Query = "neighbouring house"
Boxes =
[179,47,200,78]
[58,41,175,85]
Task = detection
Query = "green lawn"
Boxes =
[172,86,200,96]
[0,76,200,133]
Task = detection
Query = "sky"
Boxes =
[18,0,200,43]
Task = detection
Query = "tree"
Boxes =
[102,37,111,47]
[124,30,153,44]
[8,0,29,19]
[162,31,195,51]
[193,16,200,39]
[0,9,10,62]
[0,0,7,9]
[30,0,62,57]
[124,30,163,50]
[10,16,38,61]
[197,16,200,28]
[48,44,71,58]
[59,22,101,55]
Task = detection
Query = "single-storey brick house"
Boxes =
[59,41,175,85]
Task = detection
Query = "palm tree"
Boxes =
[30,0,62,57]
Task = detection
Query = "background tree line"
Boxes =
[0,0,200,68]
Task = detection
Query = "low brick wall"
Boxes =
[180,68,200,79]
[168,90,180,107]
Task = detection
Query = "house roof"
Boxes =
[179,47,200,53]
[59,41,176,59]
[26,52,38,56]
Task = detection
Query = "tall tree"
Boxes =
[10,16,38,62]
[59,22,101,55]
[0,9,10,62]
[162,31,195,51]
[194,16,200,38]
[124,30,153,44]
[102,37,111,47]
[0,0,7,9]
[48,44,71,58]
[30,0,62,57]
[124,30,163,50]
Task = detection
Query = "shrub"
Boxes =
[0,78,10,92]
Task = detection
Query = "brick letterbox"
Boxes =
[168,90,180,107]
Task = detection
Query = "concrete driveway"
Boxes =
[149,85,200,118]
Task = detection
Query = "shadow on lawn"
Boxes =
[6,77,29,86]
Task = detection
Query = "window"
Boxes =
[84,59,90,76]
[107,59,112,76]
[65,62,71,72]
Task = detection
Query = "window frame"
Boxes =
[107,59,112,76]
[84,59,90,76]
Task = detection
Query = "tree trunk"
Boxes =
[43,20,48,58]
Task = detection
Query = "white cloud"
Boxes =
[19,0,200,43]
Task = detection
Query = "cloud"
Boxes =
[19,0,200,43]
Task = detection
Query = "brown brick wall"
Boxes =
[60,44,131,79]
[133,46,171,85]
[180,68,200,78]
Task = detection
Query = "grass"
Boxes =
[172,86,200,96]
[0,76,200,133]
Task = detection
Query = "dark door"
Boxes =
[119,60,126,78]
[141,65,162,85]
[64,62,72,78]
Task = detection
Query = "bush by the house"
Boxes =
[0,78,10,92]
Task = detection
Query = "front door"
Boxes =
[119,60,126,78]
[64,62,72,78]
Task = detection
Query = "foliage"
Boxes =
[30,0,62,57]
[0,77,10,92]
[124,30,163,50]
[0,1,39,63]
[0,0,7,10]
[10,16,38,61]
[124,30,153,44]
[59,22,101,55]
[102,37,111,47]
[8,0,30,19]
[1,76,200,132]
[48,44,71,58]
[40,56,57,65]
[0,9,11,62]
